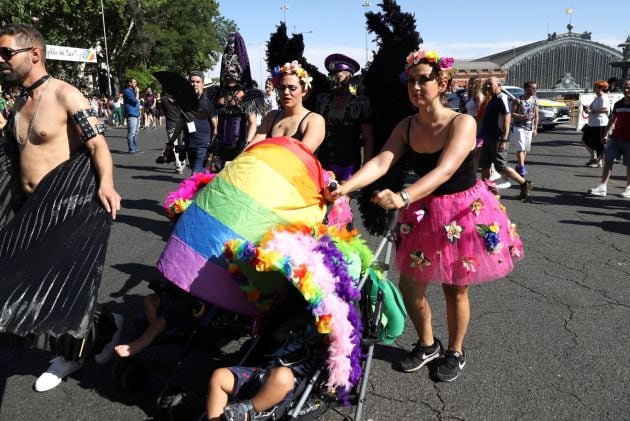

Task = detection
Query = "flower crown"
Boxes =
[404,49,455,75]
[271,60,313,90]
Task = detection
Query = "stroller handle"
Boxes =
[385,209,399,235]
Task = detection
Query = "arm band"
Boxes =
[72,109,107,142]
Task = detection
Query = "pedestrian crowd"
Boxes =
[1,21,629,421]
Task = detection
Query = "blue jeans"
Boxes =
[127,116,139,152]
[187,147,208,173]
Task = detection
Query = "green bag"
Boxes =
[367,267,407,345]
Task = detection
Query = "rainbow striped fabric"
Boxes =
[157,137,327,315]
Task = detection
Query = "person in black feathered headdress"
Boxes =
[206,32,268,171]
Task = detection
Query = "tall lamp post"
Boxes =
[280,5,289,24]
[100,0,112,97]
[361,1,372,64]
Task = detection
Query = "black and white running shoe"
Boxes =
[433,349,466,382]
[399,337,443,372]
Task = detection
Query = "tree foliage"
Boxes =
[359,0,423,234]
[265,22,329,110]
[0,0,236,93]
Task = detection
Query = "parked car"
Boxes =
[537,98,570,130]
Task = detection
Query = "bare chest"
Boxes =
[14,91,68,146]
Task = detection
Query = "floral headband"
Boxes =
[404,50,455,75]
[271,60,313,90]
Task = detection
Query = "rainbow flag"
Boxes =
[157,137,327,315]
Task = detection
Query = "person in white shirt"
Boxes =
[582,80,610,167]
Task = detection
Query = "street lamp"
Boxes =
[280,5,289,24]
[100,0,112,97]
[361,1,372,64]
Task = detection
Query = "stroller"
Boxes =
[216,211,406,421]
[130,137,403,419]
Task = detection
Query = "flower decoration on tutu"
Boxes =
[444,220,464,244]
[470,198,484,216]
[410,250,432,271]
[476,222,502,254]
[271,60,313,90]
[224,222,375,397]
[404,49,455,74]
[462,257,480,273]
[163,171,216,220]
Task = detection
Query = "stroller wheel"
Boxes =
[157,385,200,421]
[112,358,148,393]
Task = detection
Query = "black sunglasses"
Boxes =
[0,46,33,61]
[407,74,436,86]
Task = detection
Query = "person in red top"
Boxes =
[588,79,630,198]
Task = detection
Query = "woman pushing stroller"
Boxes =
[334,49,523,382]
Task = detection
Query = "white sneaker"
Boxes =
[496,178,512,189]
[489,171,502,181]
[34,356,83,392]
[588,184,607,196]
[94,313,124,364]
[619,186,630,198]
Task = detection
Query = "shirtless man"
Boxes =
[0,24,122,392]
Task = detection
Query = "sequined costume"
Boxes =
[208,32,268,166]
[207,85,266,162]
[316,93,372,181]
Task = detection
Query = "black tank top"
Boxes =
[406,115,476,196]
[266,111,312,141]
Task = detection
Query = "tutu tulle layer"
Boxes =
[396,179,523,285]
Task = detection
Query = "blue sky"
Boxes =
[209,0,629,86]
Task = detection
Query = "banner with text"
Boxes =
[46,45,97,63]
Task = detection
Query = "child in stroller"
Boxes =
[205,287,326,421]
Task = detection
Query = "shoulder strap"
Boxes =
[266,110,283,137]
[296,111,312,137]
[405,116,413,146]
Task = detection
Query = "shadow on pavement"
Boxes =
[109,263,164,299]
[114,213,171,240]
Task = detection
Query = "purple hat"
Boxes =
[324,53,360,75]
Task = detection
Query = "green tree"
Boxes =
[359,0,423,234]
[1,0,236,93]
[265,22,328,109]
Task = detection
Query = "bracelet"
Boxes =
[399,190,410,209]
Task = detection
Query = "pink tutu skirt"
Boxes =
[396,179,523,286]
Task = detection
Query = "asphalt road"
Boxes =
[1,124,629,421]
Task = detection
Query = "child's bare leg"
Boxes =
[207,368,237,420]
[144,293,161,324]
[250,367,295,413]
[115,316,166,357]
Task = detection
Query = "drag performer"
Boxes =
[316,53,374,181]
[206,32,267,170]
[334,49,523,382]
[0,24,122,392]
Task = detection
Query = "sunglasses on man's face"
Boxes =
[0,46,33,61]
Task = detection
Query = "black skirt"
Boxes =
[0,143,111,339]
